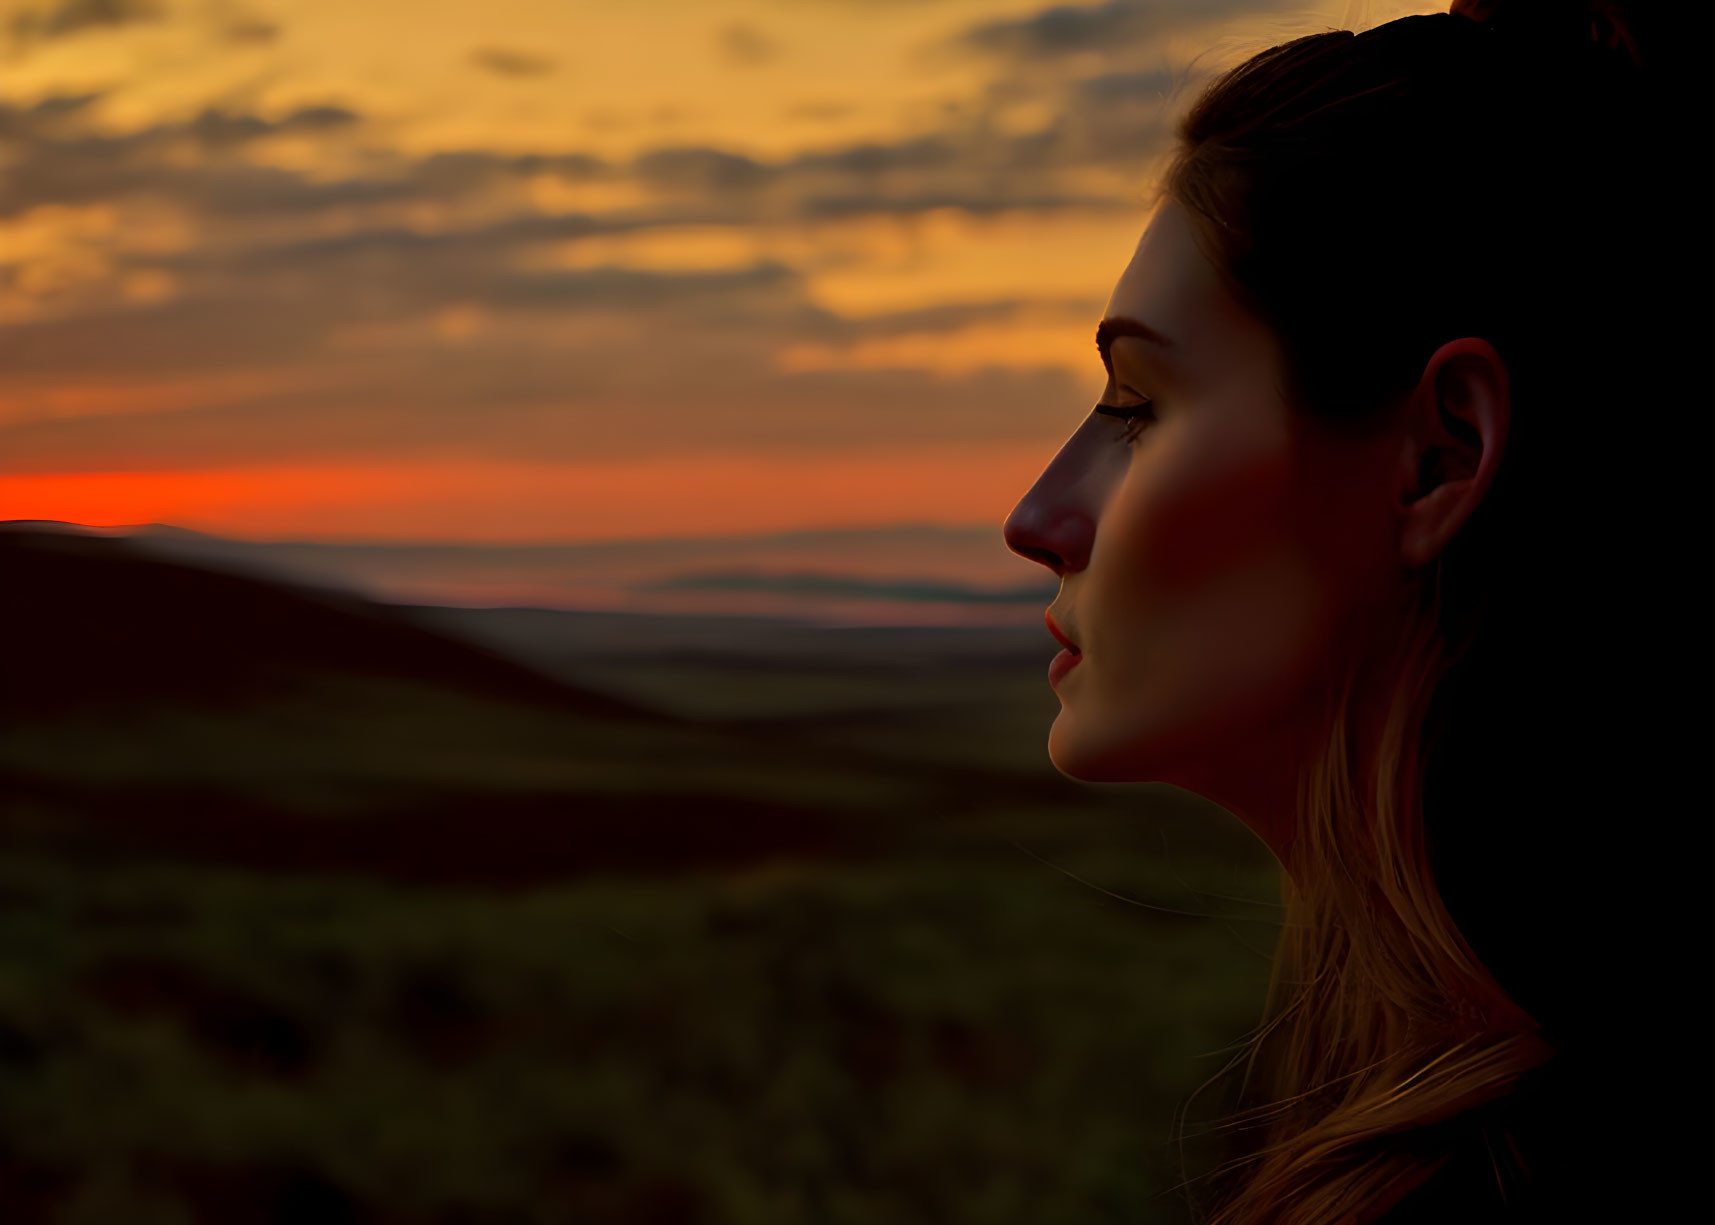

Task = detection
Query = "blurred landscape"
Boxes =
[22,520,1062,629]
[0,520,1281,1225]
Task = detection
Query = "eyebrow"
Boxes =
[1095,316,1176,377]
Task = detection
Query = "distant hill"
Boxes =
[0,523,676,728]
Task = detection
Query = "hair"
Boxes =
[1150,4,1690,1223]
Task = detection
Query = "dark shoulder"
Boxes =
[1372,1122,1539,1225]
[1373,1060,1581,1225]
[1374,1030,1693,1223]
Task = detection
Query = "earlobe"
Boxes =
[1400,471,1475,571]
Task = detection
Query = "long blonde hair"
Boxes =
[1178,561,1554,1224]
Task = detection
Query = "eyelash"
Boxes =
[1093,397,1157,445]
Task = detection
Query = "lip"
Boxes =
[1045,608,1082,655]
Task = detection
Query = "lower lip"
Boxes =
[1048,648,1082,687]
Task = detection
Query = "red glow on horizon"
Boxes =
[0,445,1053,543]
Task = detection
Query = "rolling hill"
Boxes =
[0,524,676,727]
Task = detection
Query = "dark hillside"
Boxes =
[0,524,674,728]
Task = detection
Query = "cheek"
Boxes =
[1093,429,1303,626]
[1128,434,1299,592]
[1072,434,1340,753]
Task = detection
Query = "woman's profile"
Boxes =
[1002,2,1692,1222]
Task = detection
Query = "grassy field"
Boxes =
[0,587,1283,1224]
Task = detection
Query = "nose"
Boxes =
[1003,502,1094,576]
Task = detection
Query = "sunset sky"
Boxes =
[1,0,1438,546]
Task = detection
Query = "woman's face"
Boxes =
[1003,196,1406,850]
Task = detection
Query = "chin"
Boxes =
[1048,700,1225,790]
[1047,717,1155,784]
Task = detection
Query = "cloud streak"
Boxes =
[469,46,558,77]
[954,0,1269,60]
[7,0,165,43]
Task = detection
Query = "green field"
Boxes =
[1,604,1282,1225]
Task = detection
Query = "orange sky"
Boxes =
[0,443,1056,540]
[0,0,1431,543]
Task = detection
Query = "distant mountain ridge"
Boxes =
[0,519,1053,626]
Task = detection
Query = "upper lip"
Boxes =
[1045,609,1081,654]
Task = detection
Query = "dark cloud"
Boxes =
[0,253,806,381]
[790,133,959,176]
[506,151,609,179]
[454,259,800,314]
[1076,66,1179,104]
[221,17,278,44]
[0,96,394,219]
[800,296,1076,341]
[172,165,423,215]
[0,143,412,220]
[620,114,1148,207]
[275,104,356,129]
[142,210,656,289]
[0,126,613,224]
[798,188,1113,220]
[715,21,779,67]
[953,0,1280,61]
[618,59,1196,203]
[630,146,774,193]
[468,46,558,77]
[181,103,358,148]
[0,90,104,137]
[8,0,164,42]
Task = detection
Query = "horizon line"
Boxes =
[0,517,1012,550]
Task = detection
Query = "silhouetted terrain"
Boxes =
[0,525,671,726]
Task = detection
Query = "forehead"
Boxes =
[1104,197,1266,366]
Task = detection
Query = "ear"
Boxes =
[1395,338,1511,570]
